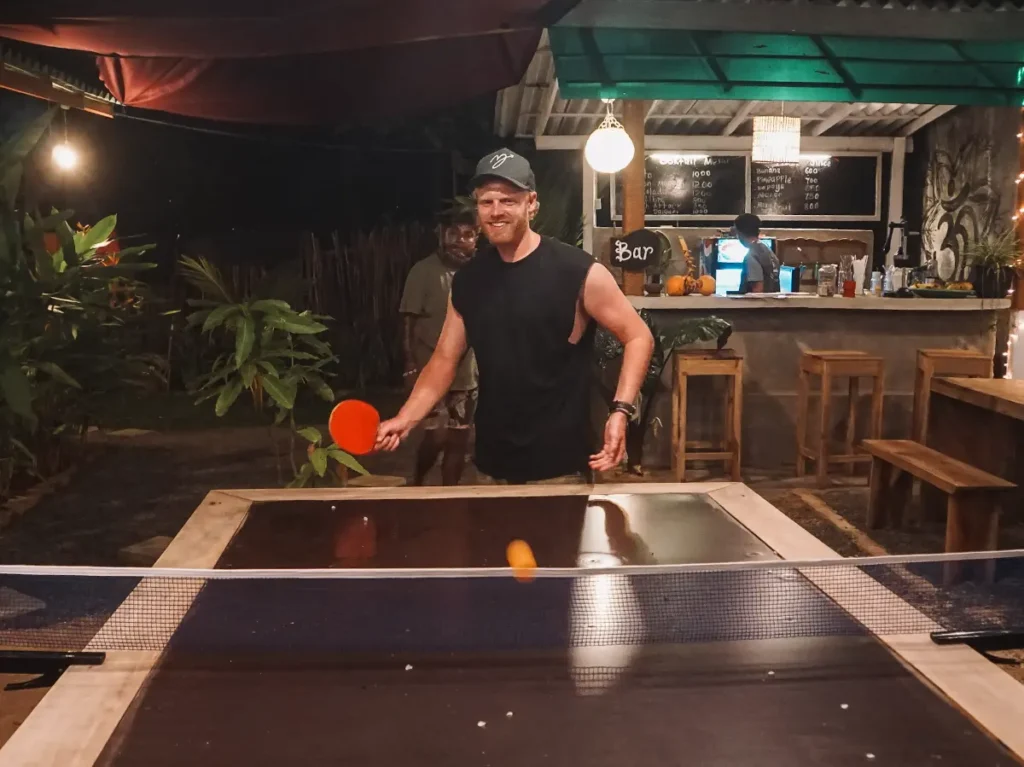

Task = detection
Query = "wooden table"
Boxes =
[927,377,1024,513]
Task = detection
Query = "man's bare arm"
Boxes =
[399,297,467,423]
[582,264,654,405]
[748,281,764,293]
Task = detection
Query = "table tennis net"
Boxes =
[0,550,1021,654]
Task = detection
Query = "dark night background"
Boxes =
[0,38,518,261]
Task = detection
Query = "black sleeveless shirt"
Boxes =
[451,237,596,482]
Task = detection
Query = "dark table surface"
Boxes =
[96,495,1017,767]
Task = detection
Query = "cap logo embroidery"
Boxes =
[490,152,514,169]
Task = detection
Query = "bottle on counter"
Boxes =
[870,271,883,296]
[817,264,837,297]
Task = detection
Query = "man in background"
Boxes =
[399,210,479,485]
[734,213,780,293]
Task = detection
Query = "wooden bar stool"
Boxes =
[796,350,884,486]
[912,349,992,443]
[671,350,743,482]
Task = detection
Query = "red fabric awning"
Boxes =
[0,1,567,124]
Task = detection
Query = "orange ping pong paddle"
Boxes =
[328,399,380,455]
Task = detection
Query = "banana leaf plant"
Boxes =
[180,255,367,484]
[0,107,163,487]
[594,310,732,474]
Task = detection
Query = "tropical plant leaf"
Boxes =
[9,437,36,465]
[109,244,153,261]
[76,215,117,255]
[288,463,314,488]
[264,314,328,335]
[214,380,244,417]
[0,107,55,202]
[54,219,79,268]
[250,299,293,314]
[305,373,335,402]
[257,360,279,377]
[273,407,289,425]
[234,315,255,368]
[297,426,322,445]
[92,263,156,276]
[35,361,81,389]
[310,448,328,477]
[186,309,212,328]
[262,349,318,362]
[327,447,369,476]
[202,304,238,334]
[261,374,296,410]
[240,362,257,388]
[0,362,35,424]
[178,255,234,303]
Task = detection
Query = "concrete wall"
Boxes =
[627,307,1003,470]
[918,107,1019,275]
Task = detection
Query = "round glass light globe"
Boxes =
[584,125,634,173]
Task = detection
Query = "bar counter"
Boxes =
[626,295,1011,470]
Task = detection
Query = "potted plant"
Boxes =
[966,231,1022,299]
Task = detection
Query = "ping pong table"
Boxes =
[0,482,1022,766]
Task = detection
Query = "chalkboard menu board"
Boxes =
[750,155,879,219]
[613,153,746,220]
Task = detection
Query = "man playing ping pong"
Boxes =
[375,148,654,483]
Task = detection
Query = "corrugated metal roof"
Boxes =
[2,47,115,102]
[496,34,954,138]
[1,43,118,114]
[559,0,1024,42]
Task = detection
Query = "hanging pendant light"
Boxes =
[585,100,635,173]
[752,115,801,164]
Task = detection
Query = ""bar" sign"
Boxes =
[610,229,660,272]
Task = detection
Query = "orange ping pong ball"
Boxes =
[506,539,537,583]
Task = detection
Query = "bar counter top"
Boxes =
[620,293,1008,470]
[630,295,1010,312]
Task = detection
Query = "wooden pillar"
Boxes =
[885,137,907,268]
[621,100,647,296]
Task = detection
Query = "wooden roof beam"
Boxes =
[535,78,559,137]
[722,101,756,135]
[900,105,956,136]
[811,103,857,136]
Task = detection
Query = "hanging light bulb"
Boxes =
[52,143,78,171]
[52,108,78,171]
[584,100,635,173]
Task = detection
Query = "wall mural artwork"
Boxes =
[921,108,1016,281]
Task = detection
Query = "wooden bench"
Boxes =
[863,439,1016,581]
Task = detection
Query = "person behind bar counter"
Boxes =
[375,148,654,484]
[734,213,780,294]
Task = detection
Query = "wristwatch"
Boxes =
[610,400,637,419]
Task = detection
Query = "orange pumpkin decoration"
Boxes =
[665,275,687,296]
[697,275,716,296]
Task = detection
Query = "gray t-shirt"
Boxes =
[742,240,781,293]
[399,253,477,390]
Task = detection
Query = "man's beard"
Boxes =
[441,248,473,268]
[483,217,526,245]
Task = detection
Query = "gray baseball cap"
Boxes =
[469,148,536,192]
